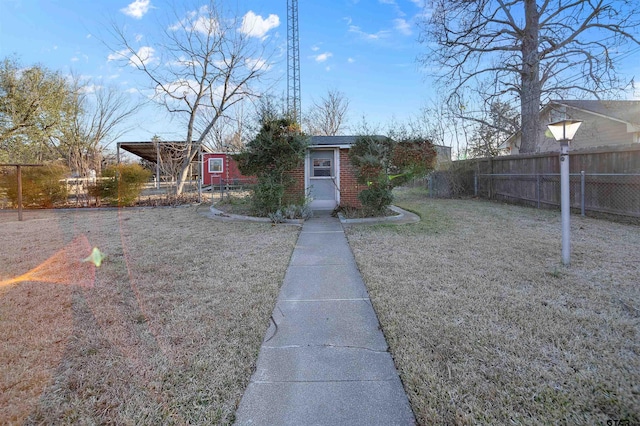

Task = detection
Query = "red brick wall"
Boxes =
[284,162,306,203]
[284,150,365,208]
[339,149,363,208]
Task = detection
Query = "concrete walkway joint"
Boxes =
[234,211,415,425]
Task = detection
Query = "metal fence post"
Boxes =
[474,173,478,196]
[580,171,585,216]
[536,174,541,209]
[428,175,434,198]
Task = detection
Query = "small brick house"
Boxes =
[202,136,384,210]
[287,135,369,210]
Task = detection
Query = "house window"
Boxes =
[313,158,332,177]
[208,158,223,173]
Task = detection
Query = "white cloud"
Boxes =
[107,49,129,62]
[71,53,89,63]
[169,6,218,35]
[160,79,197,99]
[109,44,157,68]
[135,34,144,42]
[154,78,243,106]
[348,57,355,63]
[192,15,218,35]
[314,52,333,63]
[311,45,320,52]
[379,0,396,4]
[129,46,156,68]
[348,25,391,40]
[79,84,103,94]
[393,18,412,35]
[121,0,151,19]
[240,11,280,38]
[245,57,271,72]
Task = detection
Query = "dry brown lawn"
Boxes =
[0,205,299,424]
[346,187,640,425]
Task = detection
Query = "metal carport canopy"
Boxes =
[116,141,213,163]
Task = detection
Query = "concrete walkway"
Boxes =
[234,211,415,425]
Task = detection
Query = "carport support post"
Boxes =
[156,142,160,189]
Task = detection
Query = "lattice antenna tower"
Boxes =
[287,0,301,124]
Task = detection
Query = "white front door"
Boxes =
[307,149,339,210]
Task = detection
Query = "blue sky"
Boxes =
[2,0,638,151]
[0,0,432,143]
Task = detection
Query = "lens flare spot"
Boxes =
[83,247,106,267]
[0,235,96,288]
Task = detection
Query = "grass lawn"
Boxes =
[0,205,299,424]
[345,187,640,425]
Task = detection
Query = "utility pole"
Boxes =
[287,0,301,124]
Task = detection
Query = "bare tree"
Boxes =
[109,2,273,194]
[467,101,519,158]
[150,135,188,185]
[199,103,249,153]
[58,79,141,176]
[304,89,350,136]
[421,0,640,153]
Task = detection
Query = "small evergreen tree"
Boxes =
[234,117,308,216]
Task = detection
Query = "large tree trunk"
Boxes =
[175,144,194,195]
[520,0,542,154]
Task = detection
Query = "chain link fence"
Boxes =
[427,171,640,220]
[213,178,257,200]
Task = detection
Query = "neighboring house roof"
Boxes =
[553,100,640,127]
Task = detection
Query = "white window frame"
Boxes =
[208,158,224,173]
[312,157,333,177]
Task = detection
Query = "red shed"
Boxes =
[201,153,255,187]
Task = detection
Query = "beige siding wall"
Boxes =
[510,108,639,154]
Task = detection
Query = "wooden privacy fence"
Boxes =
[427,145,640,219]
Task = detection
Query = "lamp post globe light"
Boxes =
[547,119,582,266]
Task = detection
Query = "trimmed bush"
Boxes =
[88,164,151,206]
[358,184,394,215]
[1,163,69,208]
[349,135,438,214]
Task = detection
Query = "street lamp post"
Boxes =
[547,119,582,266]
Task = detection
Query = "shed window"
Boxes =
[313,158,332,177]
[208,158,223,173]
